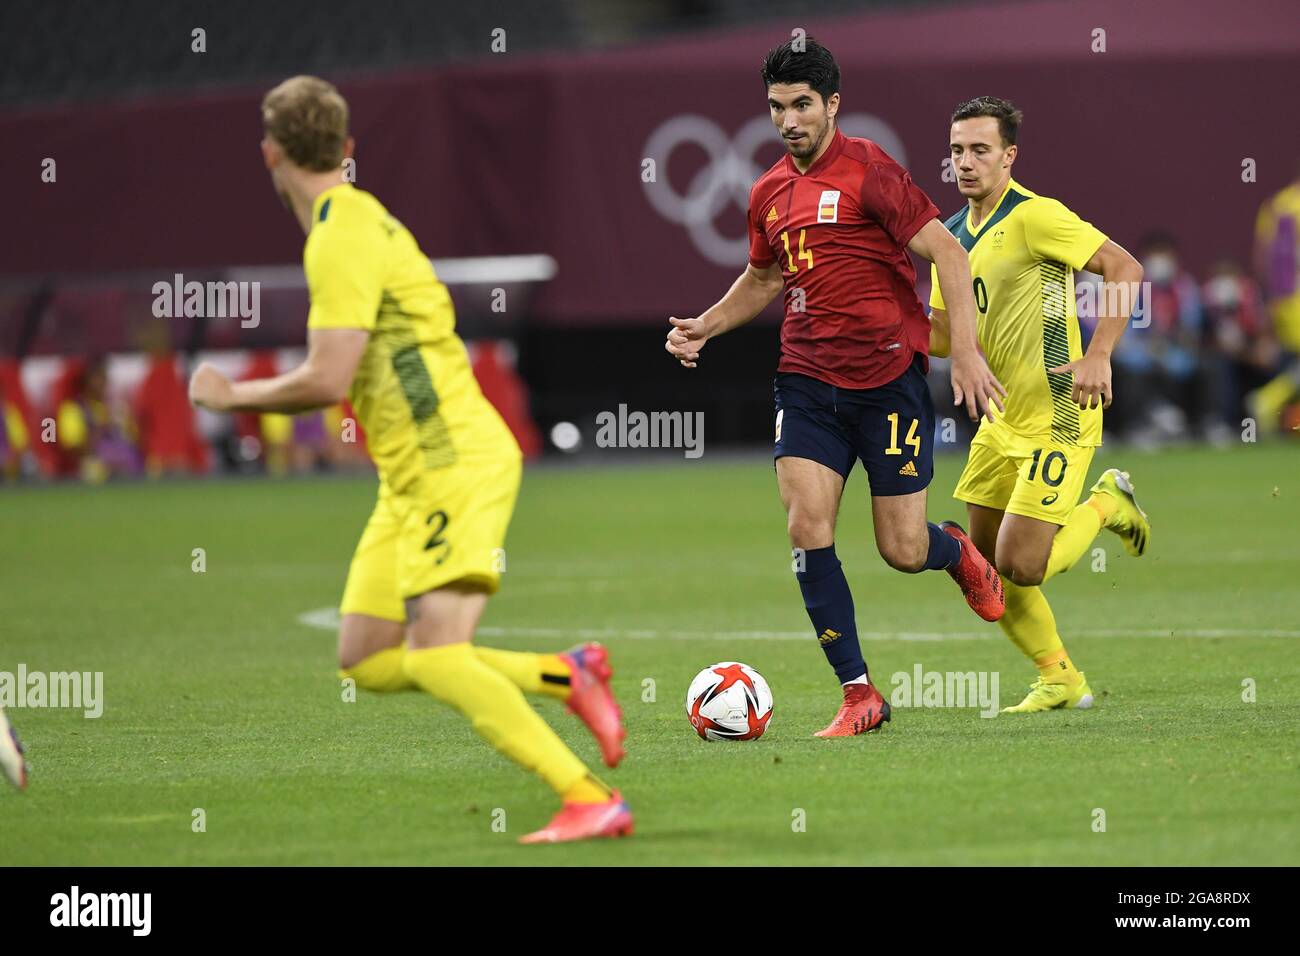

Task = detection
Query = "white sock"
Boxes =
[842,673,870,687]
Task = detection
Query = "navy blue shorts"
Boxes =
[773,353,935,496]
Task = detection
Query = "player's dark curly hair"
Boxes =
[951,96,1023,146]
[761,36,840,104]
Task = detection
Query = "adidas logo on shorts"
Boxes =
[898,460,918,477]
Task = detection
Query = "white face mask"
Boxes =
[1207,276,1241,310]
[1143,253,1177,283]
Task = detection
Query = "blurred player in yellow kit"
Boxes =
[928,97,1151,713]
[1247,166,1300,431]
[189,76,630,843]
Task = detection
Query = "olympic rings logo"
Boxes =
[641,113,908,266]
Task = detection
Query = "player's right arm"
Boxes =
[192,209,381,411]
[665,262,784,368]
[191,328,369,413]
[666,182,784,369]
[1023,198,1137,410]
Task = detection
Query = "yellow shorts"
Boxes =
[953,425,1095,526]
[339,453,523,622]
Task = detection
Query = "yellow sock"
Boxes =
[998,581,1081,684]
[339,646,416,692]
[1033,648,1081,685]
[564,774,615,805]
[401,643,589,798]
[1042,501,1105,581]
[473,647,573,700]
[999,579,1063,662]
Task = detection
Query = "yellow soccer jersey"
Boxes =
[304,183,518,492]
[1254,182,1300,350]
[930,178,1108,448]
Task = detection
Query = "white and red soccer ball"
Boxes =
[685,661,773,741]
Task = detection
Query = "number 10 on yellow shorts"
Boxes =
[953,427,1095,526]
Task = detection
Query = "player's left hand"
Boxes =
[189,362,234,412]
[950,352,1007,423]
[1049,353,1112,409]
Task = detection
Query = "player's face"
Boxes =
[950,117,1015,200]
[767,84,839,160]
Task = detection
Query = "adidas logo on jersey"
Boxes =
[766,205,778,223]
[899,460,918,477]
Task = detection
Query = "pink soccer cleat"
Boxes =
[518,791,634,845]
[560,642,626,768]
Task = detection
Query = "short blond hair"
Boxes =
[261,75,349,172]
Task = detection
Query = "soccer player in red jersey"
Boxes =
[666,38,1006,736]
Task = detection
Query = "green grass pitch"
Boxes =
[2,443,1298,865]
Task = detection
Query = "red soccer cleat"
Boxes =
[939,520,1005,622]
[561,642,626,768]
[814,682,892,737]
[518,791,634,845]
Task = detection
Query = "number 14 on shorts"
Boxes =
[885,412,921,456]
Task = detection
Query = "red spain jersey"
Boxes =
[748,128,939,389]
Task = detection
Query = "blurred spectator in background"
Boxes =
[52,355,141,482]
[234,351,290,474]
[133,349,210,476]
[1109,232,1206,444]
[1248,167,1300,434]
[232,351,368,474]
[0,389,22,478]
[1,357,45,479]
[1203,261,1277,439]
[472,341,542,459]
[292,413,326,470]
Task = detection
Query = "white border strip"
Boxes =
[231,254,557,290]
[295,608,1300,641]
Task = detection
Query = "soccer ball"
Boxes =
[685,661,773,741]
